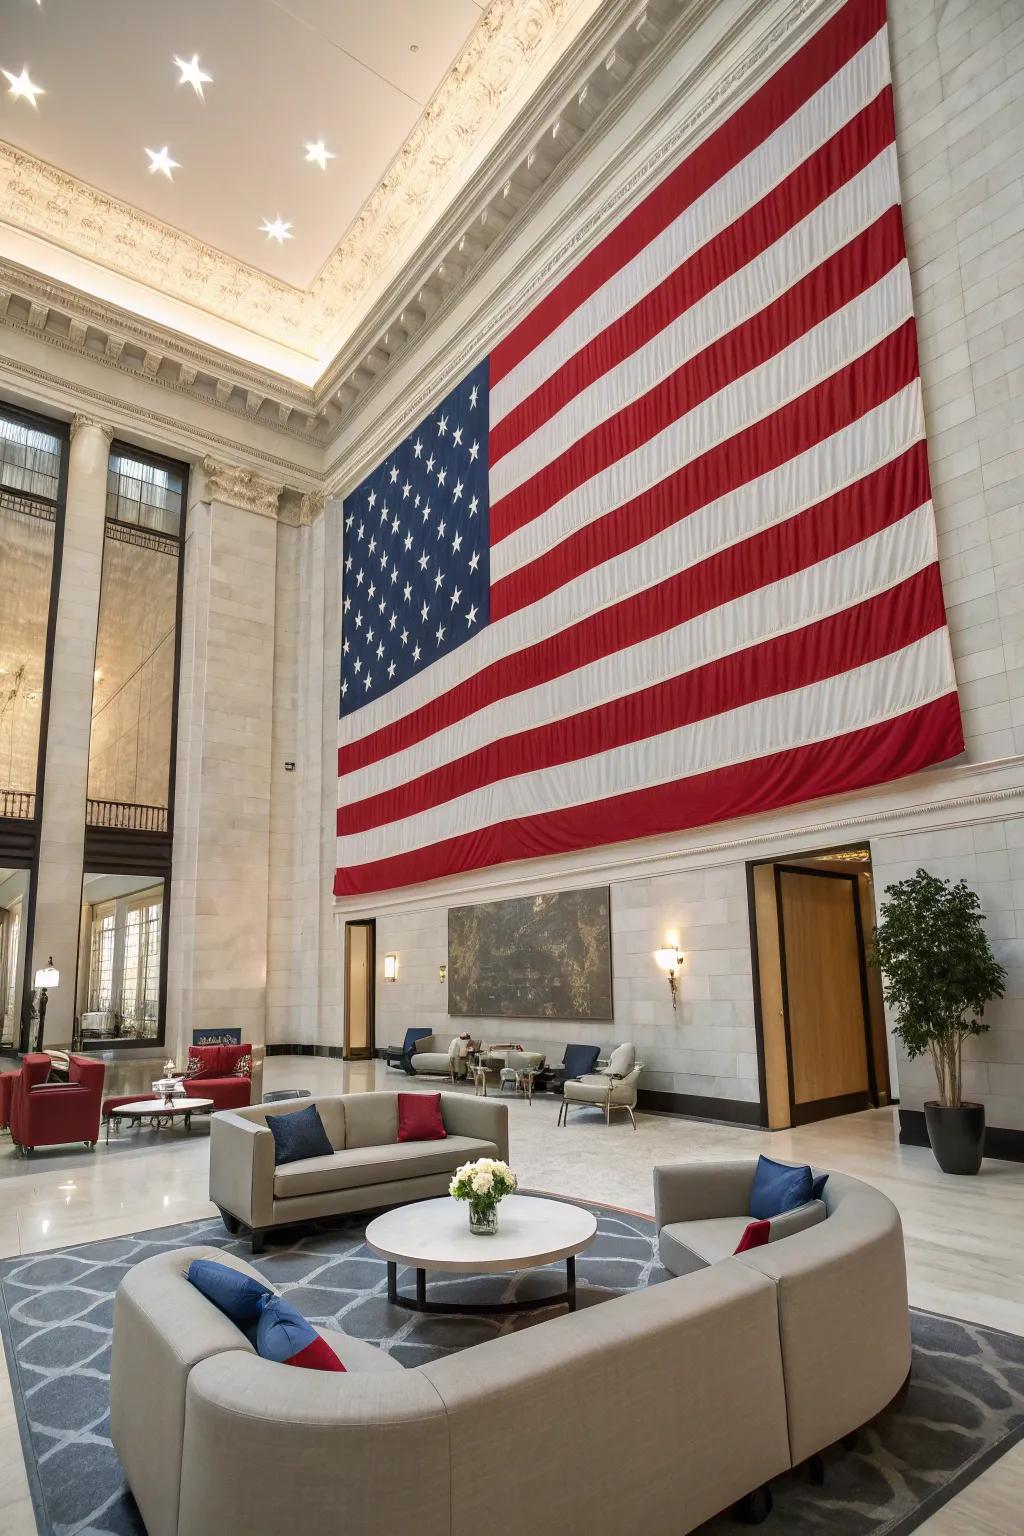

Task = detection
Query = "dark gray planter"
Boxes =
[924,1101,985,1175]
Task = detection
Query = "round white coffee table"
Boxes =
[365,1194,597,1314]
[106,1097,214,1143]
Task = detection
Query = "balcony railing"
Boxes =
[86,798,168,833]
[0,788,35,820]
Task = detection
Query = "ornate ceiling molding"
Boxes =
[0,0,596,363]
[201,456,284,518]
[324,0,825,492]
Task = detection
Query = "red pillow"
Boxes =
[221,1043,252,1076]
[734,1219,771,1254]
[397,1092,447,1143]
[185,1045,222,1080]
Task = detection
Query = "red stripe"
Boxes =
[491,319,919,620]
[489,0,886,388]
[334,691,964,897]
[339,444,930,779]
[491,208,904,546]
[338,566,946,836]
[491,90,896,466]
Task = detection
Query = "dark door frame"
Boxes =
[343,919,376,1060]
[774,863,877,1126]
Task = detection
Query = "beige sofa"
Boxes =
[408,1034,469,1080]
[209,1090,507,1252]
[112,1161,910,1536]
[655,1160,912,1465]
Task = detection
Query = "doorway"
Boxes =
[750,846,890,1128]
[344,920,375,1060]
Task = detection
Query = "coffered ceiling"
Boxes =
[0,0,601,380]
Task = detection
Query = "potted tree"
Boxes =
[871,869,1006,1174]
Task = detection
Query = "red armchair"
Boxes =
[0,1068,16,1132]
[181,1043,264,1110]
[10,1054,106,1154]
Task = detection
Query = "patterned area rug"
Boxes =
[0,1200,1022,1536]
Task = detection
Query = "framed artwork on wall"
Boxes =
[448,886,613,1021]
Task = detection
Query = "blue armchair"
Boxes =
[381,1027,433,1074]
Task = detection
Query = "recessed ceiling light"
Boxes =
[260,216,294,244]
[3,66,45,108]
[305,140,334,171]
[173,53,212,99]
[145,146,180,180]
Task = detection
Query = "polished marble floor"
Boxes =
[0,1054,1021,1534]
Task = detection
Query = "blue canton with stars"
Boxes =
[340,360,490,717]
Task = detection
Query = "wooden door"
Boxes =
[344,921,375,1059]
[777,867,873,1123]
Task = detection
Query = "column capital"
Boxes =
[298,489,326,525]
[70,413,114,443]
[201,455,284,518]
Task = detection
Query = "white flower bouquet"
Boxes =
[449,1157,518,1235]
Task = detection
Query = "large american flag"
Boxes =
[335,0,963,899]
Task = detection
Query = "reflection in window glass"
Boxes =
[88,451,184,830]
[0,866,31,1049]
[79,873,164,1042]
[0,410,62,819]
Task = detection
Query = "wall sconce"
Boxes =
[438,962,448,983]
[383,954,398,982]
[654,942,684,1010]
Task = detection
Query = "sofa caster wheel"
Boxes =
[251,1230,266,1256]
[733,1486,773,1524]
[85,1141,96,1151]
[806,1453,825,1486]
[218,1208,241,1236]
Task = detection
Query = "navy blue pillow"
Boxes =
[186,1258,272,1325]
[811,1172,829,1201]
[750,1156,813,1220]
[266,1103,334,1166]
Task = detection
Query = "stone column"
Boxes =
[166,458,282,1062]
[30,414,112,1045]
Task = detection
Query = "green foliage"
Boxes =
[869,869,1006,1108]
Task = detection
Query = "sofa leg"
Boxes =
[84,1141,95,1151]
[218,1207,241,1236]
[806,1453,825,1486]
[732,1485,773,1525]
[251,1229,266,1256]
[841,1430,860,1452]
[626,1106,636,1130]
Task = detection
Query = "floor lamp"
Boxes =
[33,959,59,1054]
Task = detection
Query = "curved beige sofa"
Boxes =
[111,1161,910,1536]
[209,1090,507,1251]
[655,1160,912,1465]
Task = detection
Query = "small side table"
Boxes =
[467,1061,491,1097]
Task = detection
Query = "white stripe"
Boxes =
[490,28,890,427]
[337,630,956,867]
[490,147,899,505]
[492,263,913,581]
[339,383,923,752]
[340,505,938,807]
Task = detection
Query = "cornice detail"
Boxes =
[0,0,593,359]
[325,0,824,490]
[201,457,284,518]
[0,348,322,487]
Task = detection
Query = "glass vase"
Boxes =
[469,1201,498,1236]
